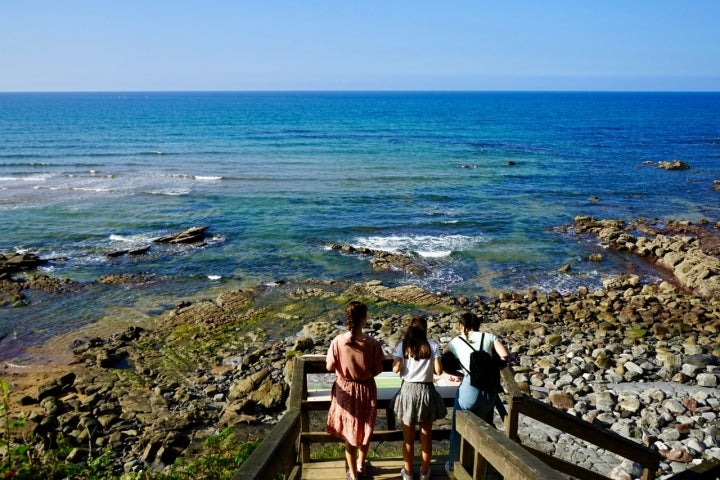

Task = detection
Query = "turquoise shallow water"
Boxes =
[1,91,719,358]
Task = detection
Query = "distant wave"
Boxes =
[147,188,191,196]
[194,175,223,181]
[353,233,487,258]
[0,151,175,161]
[0,173,56,182]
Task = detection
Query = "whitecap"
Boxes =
[207,275,222,281]
[109,233,155,244]
[353,234,486,257]
[195,175,222,181]
[148,188,190,196]
[417,250,452,258]
[23,174,53,182]
[71,187,112,192]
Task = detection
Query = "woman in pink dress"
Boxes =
[326,301,385,480]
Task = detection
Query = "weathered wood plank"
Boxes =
[522,445,606,480]
[301,457,451,480]
[663,458,720,479]
[301,428,451,444]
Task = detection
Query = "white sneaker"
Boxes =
[444,462,454,479]
[401,467,412,480]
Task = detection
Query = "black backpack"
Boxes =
[459,334,504,391]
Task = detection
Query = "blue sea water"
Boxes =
[1,91,719,359]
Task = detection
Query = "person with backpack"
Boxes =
[443,312,511,477]
[391,316,447,480]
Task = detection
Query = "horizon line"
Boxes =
[1,88,719,94]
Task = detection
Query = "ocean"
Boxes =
[1,91,719,360]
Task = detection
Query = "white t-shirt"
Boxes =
[393,340,440,383]
[448,331,498,373]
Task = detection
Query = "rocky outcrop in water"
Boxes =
[0,273,80,307]
[657,160,691,171]
[568,216,720,298]
[153,226,209,245]
[327,243,429,275]
[0,252,47,274]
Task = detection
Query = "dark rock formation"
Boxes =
[153,226,208,245]
[328,243,429,275]
[0,252,47,274]
[657,160,690,170]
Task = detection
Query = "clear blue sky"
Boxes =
[2,1,719,92]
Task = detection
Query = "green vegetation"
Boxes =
[0,378,259,479]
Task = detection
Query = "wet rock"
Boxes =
[328,243,430,275]
[153,226,208,245]
[0,252,47,274]
[658,160,691,170]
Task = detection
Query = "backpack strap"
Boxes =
[457,334,482,374]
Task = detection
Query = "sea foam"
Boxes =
[353,234,487,258]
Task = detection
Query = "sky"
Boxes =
[2,1,719,92]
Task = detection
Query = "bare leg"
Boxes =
[420,420,433,475]
[345,441,358,480]
[357,442,370,474]
[402,423,416,475]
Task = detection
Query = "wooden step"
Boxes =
[301,457,452,480]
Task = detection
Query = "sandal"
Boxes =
[357,459,369,477]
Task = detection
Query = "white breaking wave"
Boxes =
[353,234,487,258]
[195,175,222,181]
[148,188,190,196]
[108,233,156,244]
[22,174,54,182]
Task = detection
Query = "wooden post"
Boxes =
[291,357,312,463]
[505,394,521,442]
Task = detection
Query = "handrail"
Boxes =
[454,409,564,480]
[500,366,662,480]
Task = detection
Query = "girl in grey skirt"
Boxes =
[392,316,447,480]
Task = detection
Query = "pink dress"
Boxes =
[326,332,385,447]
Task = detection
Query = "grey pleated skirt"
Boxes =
[392,381,447,427]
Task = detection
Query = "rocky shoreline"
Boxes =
[1,217,719,479]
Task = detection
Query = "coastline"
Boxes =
[1,217,720,478]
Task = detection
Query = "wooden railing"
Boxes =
[453,409,562,480]
[499,368,662,480]
[233,355,720,480]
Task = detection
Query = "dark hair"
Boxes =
[459,312,480,331]
[402,316,431,360]
[345,301,368,330]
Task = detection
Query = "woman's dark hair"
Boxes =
[459,312,480,331]
[345,301,367,330]
[402,316,431,360]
